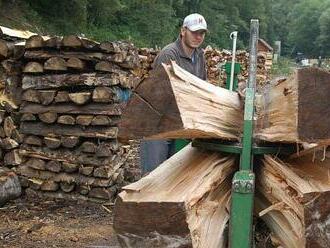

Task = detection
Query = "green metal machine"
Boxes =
[192,19,294,248]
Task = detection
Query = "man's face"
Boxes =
[181,27,206,49]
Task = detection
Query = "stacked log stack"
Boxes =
[135,47,159,79]
[0,27,30,170]
[204,46,270,87]
[17,35,142,202]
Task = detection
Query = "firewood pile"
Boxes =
[134,47,159,79]
[17,35,142,202]
[0,27,28,170]
[204,46,270,87]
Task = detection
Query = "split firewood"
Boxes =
[41,181,59,192]
[62,162,79,173]
[44,36,62,49]
[92,86,113,103]
[95,142,113,157]
[22,89,40,103]
[76,115,94,126]
[61,136,79,148]
[66,57,86,70]
[39,90,56,105]
[0,137,19,150]
[91,115,112,126]
[25,158,46,170]
[23,62,44,73]
[93,166,113,179]
[44,136,61,149]
[95,61,121,73]
[54,91,70,103]
[24,135,43,146]
[88,186,117,200]
[21,113,37,122]
[4,149,22,166]
[57,115,75,125]
[44,57,67,71]
[38,112,58,124]
[79,141,97,153]
[45,160,62,173]
[68,92,91,105]
[79,166,94,176]
[25,35,44,49]
[62,35,82,48]
[60,182,75,193]
[4,116,16,137]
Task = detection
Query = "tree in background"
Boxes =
[1,0,329,58]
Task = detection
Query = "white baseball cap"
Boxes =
[183,13,207,31]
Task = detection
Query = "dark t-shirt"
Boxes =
[152,38,207,80]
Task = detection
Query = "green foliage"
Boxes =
[271,57,295,77]
[0,0,329,58]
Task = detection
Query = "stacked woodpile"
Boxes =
[0,27,32,170]
[114,62,330,247]
[204,46,270,87]
[135,47,159,79]
[17,35,142,202]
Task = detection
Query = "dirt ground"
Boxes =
[0,193,275,248]
[0,194,120,248]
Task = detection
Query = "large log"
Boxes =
[255,67,330,143]
[20,122,118,139]
[22,73,138,90]
[256,154,330,248]
[120,64,330,144]
[119,62,243,140]
[114,144,236,248]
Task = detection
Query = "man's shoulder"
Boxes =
[160,41,180,56]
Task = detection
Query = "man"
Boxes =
[140,13,208,173]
